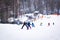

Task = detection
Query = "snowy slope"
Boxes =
[0,15,60,40]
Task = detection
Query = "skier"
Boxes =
[21,22,27,29]
[26,22,31,30]
[40,22,43,26]
[48,23,50,26]
[32,22,35,27]
[53,22,54,25]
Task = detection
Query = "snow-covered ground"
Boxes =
[0,15,60,40]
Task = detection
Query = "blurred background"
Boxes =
[0,0,60,23]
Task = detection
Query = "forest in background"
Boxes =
[0,0,60,23]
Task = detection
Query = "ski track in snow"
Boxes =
[0,15,60,40]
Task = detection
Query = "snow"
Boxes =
[0,15,60,40]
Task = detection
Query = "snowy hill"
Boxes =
[0,15,60,40]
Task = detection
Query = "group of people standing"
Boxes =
[21,21,35,30]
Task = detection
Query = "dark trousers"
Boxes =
[21,24,25,29]
[26,25,31,30]
[21,24,31,30]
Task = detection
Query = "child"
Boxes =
[32,22,35,27]
[48,23,50,26]
[27,22,31,30]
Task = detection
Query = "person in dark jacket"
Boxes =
[21,22,27,29]
[27,22,31,30]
